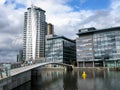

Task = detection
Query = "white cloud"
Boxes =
[0,0,24,62]
[1,0,120,62]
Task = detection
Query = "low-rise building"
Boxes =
[45,35,76,65]
[76,27,120,67]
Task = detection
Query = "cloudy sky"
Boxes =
[0,0,120,62]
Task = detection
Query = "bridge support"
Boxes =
[66,66,73,71]
[0,71,31,90]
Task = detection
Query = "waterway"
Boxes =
[13,69,120,90]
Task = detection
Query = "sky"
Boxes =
[0,0,120,62]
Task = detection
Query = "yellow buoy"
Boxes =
[82,71,87,79]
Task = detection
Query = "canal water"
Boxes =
[13,69,120,90]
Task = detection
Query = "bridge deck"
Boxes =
[10,62,49,76]
[1,61,70,79]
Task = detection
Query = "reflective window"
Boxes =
[93,30,120,61]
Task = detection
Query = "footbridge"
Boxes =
[0,62,73,90]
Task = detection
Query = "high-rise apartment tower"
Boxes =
[23,5,46,61]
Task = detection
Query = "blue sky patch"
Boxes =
[4,0,111,10]
[67,0,111,11]
[4,0,26,9]
[4,0,16,5]
[14,3,26,9]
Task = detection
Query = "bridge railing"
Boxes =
[21,59,62,66]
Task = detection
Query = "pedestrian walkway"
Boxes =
[0,61,65,80]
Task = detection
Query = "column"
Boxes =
[103,61,105,67]
[77,62,79,67]
[93,61,95,67]
[114,60,117,68]
[83,61,85,67]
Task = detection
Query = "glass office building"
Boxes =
[76,27,120,67]
[17,50,23,63]
[45,35,76,65]
[76,34,94,67]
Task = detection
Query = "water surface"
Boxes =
[13,69,120,90]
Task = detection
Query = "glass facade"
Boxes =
[76,35,93,61]
[63,39,76,64]
[93,30,120,61]
[76,27,120,67]
[45,35,76,65]
[45,38,63,62]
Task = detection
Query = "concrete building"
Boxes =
[45,35,76,65]
[76,27,120,67]
[23,5,46,61]
[47,23,54,35]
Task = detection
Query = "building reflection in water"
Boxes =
[32,69,64,90]
[13,69,120,90]
[77,70,120,90]
[63,71,78,90]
